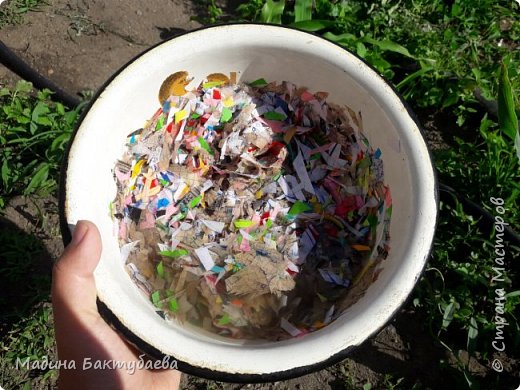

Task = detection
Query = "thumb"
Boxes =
[52,220,102,322]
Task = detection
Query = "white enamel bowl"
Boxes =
[60,24,438,382]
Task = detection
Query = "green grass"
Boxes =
[0,1,519,389]
[236,0,519,128]
[0,81,81,208]
[0,81,78,388]
[0,304,57,389]
[0,0,46,27]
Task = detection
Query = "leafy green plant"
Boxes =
[0,304,56,389]
[0,0,45,27]
[1,304,54,363]
[0,81,81,208]
[411,65,519,388]
[191,0,223,24]
[236,0,519,128]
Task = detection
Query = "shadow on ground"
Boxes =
[0,212,58,389]
[0,216,53,337]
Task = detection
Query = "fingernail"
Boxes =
[70,221,89,246]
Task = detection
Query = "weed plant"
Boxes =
[0,81,81,208]
[0,0,45,27]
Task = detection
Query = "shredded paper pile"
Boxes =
[111,72,392,340]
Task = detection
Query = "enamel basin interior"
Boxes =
[64,24,437,376]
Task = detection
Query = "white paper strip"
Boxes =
[120,241,139,264]
[298,227,316,264]
[296,139,313,162]
[318,268,350,287]
[278,175,305,201]
[201,219,225,233]
[280,318,303,337]
[324,305,335,324]
[200,179,214,193]
[195,246,215,271]
[293,149,315,195]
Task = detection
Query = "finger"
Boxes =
[52,220,102,321]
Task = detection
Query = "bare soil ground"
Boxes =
[0,0,200,93]
[0,1,509,389]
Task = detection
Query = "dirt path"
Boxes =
[0,0,200,94]
[0,1,488,389]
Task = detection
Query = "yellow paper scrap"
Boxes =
[175,109,188,124]
[223,97,234,107]
[131,159,145,179]
[173,182,190,202]
[198,156,209,176]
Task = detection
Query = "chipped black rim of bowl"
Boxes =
[59,22,439,383]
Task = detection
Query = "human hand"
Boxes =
[52,220,181,389]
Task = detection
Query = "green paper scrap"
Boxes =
[171,211,187,222]
[260,218,273,238]
[160,249,189,258]
[218,314,231,325]
[288,201,312,216]
[248,78,268,87]
[221,107,233,123]
[203,81,224,89]
[198,137,214,155]
[386,205,393,216]
[234,219,254,228]
[156,221,170,234]
[157,261,165,278]
[189,195,202,209]
[232,263,244,272]
[190,112,201,119]
[357,157,371,170]
[155,116,165,131]
[159,178,169,187]
[367,215,378,229]
[168,297,179,312]
[273,171,283,181]
[151,291,161,307]
[264,111,287,121]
